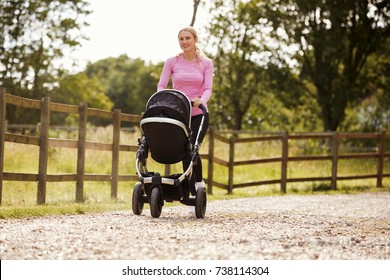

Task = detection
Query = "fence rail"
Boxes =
[1,87,389,205]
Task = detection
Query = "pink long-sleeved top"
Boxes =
[157,54,214,116]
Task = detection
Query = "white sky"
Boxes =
[66,0,210,72]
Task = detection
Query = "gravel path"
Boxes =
[1,192,389,260]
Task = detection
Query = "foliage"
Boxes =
[206,0,321,131]
[207,0,275,130]
[0,0,91,123]
[1,0,388,133]
[257,0,389,131]
[84,55,162,119]
[342,37,390,132]
[206,0,390,132]
[50,72,113,125]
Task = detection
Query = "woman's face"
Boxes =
[178,30,198,52]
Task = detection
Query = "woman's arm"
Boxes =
[200,59,214,104]
[157,58,173,91]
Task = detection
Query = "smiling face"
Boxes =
[178,29,198,53]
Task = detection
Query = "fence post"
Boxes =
[207,127,215,194]
[37,97,50,205]
[377,131,385,188]
[281,131,288,193]
[331,132,339,190]
[76,103,87,202]
[164,165,171,177]
[0,88,6,205]
[111,109,121,199]
[227,134,236,194]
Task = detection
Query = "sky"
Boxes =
[66,0,210,72]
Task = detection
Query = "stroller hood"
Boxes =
[143,89,192,129]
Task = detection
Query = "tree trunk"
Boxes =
[190,0,201,26]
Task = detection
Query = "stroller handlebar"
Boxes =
[198,104,207,116]
[191,102,207,116]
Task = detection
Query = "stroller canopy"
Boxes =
[143,89,192,129]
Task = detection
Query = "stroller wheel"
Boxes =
[132,182,145,215]
[150,187,163,218]
[195,186,207,219]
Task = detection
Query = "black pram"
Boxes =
[132,89,207,218]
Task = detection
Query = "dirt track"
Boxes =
[1,192,389,260]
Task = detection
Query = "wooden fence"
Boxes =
[204,129,389,194]
[0,88,140,205]
[1,88,389,205]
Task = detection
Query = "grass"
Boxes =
[1,127,389,219]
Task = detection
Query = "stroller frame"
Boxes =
[132,89,207,218]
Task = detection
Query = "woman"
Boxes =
[157,26,214,194]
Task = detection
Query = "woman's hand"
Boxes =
[193,98,202,108]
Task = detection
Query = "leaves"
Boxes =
[206,0,390,131]
[85,55,161,116]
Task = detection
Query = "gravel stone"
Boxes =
[0,192,389,260]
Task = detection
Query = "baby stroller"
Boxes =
[132,89,207,219]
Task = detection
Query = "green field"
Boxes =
[1,127,389,218]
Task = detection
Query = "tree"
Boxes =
[0,0,91,123]
[207,0,273,130]
[207,0,315,131]
[342,37,390,132]
[206,0,389,132]
[51,72,113,125]
[85,55,161,117]
[256,0,390,131]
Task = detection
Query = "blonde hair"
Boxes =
[178,26,208,62]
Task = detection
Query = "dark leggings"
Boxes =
[183,113,209,184]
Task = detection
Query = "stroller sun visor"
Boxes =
[140,117,189,138]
